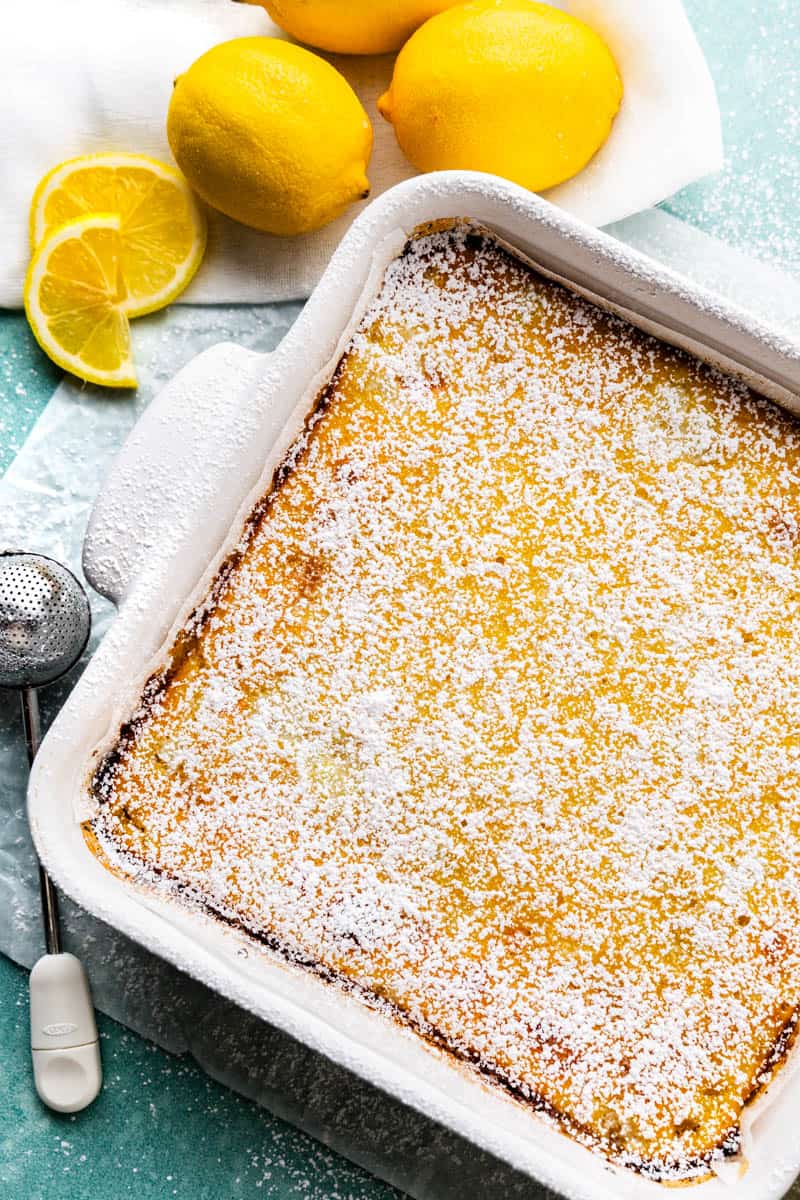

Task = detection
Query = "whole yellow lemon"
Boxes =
[250,0,462,55]
[377,0,623,193]
[167,38,372,237]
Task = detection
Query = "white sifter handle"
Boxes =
[30,953,102,1113]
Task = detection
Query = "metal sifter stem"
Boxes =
[20,687,61,955]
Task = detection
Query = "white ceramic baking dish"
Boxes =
[29,173,800,1200]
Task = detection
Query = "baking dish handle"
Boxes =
[83,341,270,607]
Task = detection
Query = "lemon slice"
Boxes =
[30,153,206,317]
[24,213,136,389]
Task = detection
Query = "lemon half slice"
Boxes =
[30,153,206,317]
[24,213,136,389]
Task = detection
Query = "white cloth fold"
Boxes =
[1,0,722,306]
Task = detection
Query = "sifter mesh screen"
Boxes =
[0,553,91,689]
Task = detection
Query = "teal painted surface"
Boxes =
[2,3,799,1196]
[670,0,800,274]
[0,313,60,473]
[0,955,400,1200]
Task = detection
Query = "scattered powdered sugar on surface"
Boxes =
[91,226,800,1182]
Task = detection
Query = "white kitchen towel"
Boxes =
[1,0,722,307]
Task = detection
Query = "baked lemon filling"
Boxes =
[88,225,800,1180]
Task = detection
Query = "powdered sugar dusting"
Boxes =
[89,225,800,1181]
